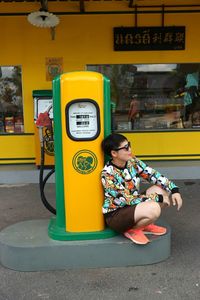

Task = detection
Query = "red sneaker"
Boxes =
[124,229,150,245]
[142,224,167,236]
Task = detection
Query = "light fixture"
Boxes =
[27,11,60,28]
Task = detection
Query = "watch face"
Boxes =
[66,100,100,140]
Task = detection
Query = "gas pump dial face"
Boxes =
[34,97,53,120]
[66,99,100,141]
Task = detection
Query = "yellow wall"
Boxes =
[124,131,200,160]
[0,2,200,163]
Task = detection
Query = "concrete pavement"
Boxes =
[1,160,200,184]
[0,176,200,299]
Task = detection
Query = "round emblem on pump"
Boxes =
[72,150,98,174]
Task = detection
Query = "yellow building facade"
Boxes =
[0,0,200,163]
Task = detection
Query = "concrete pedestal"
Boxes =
[0,219,171,272]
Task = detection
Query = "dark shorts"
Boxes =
[104,205,137,233]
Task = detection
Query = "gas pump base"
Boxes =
[0,219,171,272]
[48,217,118,241]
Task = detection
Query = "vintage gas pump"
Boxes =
[33,90,55,167]
[48,71,116,240]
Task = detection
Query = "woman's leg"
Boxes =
[133,201,161,229]
[133,185,170,229]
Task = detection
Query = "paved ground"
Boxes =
[0,180,200,300]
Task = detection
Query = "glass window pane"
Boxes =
[0,66,24,134]
[87,63,200,131]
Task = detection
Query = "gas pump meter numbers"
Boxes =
[66,99,100,141]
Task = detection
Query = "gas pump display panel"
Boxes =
[66,99,100,141]
[34,97,53,120]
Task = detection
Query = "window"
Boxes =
[0,66,24,134]
[87,64,200,131]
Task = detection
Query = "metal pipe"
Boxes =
[1,8,200,16]
[161,4,165,27]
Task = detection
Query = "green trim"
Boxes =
[32,90,52,97]
[103,75,111,137]
[48,217,118,241]
[0,157,35,161]
[0,133,34,136]
[50,75,66,230]
[103,75,111,163]
[0,163,35,166]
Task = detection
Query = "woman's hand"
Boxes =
[171,193,183,211]
[162,195,171,208]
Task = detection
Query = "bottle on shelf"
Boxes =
[0,112,4,133]
[14,113,24,133]
[4,113,15,133]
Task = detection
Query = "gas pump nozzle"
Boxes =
[36,110,52,146]
[36,107,56,215]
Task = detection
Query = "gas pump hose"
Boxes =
[39,140,56,215]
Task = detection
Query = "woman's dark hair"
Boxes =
[101,133,127,156]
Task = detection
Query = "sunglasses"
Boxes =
[114,141,131,151]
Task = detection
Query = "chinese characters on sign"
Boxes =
[114,27,185,51]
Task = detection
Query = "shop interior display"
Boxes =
[1,63,200,134]
[0,66,24,134]
[88,63,200,131]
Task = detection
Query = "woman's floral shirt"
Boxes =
[101,157,179,214]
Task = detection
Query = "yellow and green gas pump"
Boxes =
[33,90,55,168]
[48,71,116,240]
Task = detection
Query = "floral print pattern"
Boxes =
[101,157,178,214]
